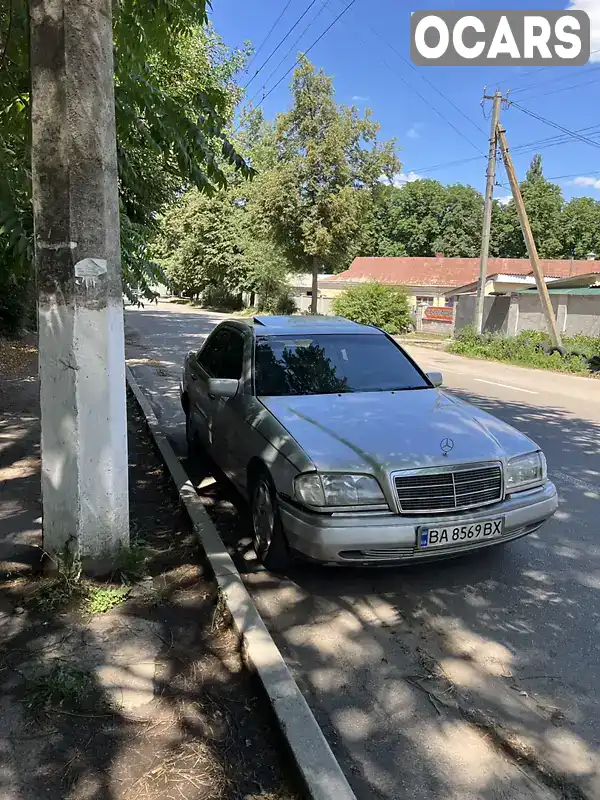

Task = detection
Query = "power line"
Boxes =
[510,63,600,94]
[334,1,485,137]
[517,76,600,101]
[512,125,600,155]
[413,154,485,174]
[546,168,600,181]
[509,100,600,150]
[410,124,600,175]
[253,0,360,110]
[245,0,295,74]
[491,47,600,88]
[248,1,329,107]
[243,0,320,90]
[315,0,485,154]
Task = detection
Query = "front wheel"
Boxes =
[251,473,292,571]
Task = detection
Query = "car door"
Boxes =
[205,327,248,484]
[188,328,230,454]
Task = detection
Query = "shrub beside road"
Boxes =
[449,327,600,375]
[332,282,412,334]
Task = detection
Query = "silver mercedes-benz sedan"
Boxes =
[180,315,558,570]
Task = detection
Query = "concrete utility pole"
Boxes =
[474,90,503,335]
[30,0,129,572]
[496,124,563,349]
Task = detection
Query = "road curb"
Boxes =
[126,366,357,800]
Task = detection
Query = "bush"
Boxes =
[332,282,411,334]
[201,284,243,311]
[0,269,35,336]
[449,326,600,374]
[274,292,296,315]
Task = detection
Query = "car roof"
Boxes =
[252,315,382,335]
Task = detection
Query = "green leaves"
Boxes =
[0,2,253,330]
[257,56,400,275]
[333,282,412,335]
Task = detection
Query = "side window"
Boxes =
[198,328,244,380]
[197,330,227,376]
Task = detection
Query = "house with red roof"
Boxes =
[322,255,598,310]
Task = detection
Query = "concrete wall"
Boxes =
[455,292,600,338]
[515,294,561,335]
[563,296,600,337]
[454,295,511,335]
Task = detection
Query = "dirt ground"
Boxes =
[0,338,300,800]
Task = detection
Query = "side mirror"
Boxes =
[427,371,443,388]
[207,377,239,399]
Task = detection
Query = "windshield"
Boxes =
[254,333,430,396]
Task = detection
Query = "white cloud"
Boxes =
[406,122,424,140]
[392,171,423,187]
[351,95,369,102]
[566,0,600,60]
[572,175,600,189]
[496,194,512,205]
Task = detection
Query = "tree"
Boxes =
[156,188,246,303]
[560,197,600,259]
[257,56,400,312]
[0,1,252,332]
[493,154,564,258]
[434,184,484,257]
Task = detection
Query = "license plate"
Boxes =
[418,518,504,549]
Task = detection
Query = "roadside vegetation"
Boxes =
[332,282,412,334]
[449,327,600,375]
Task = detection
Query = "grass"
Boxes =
[31,541,145,614]
[448,328,600,375]
[87,584,131,614]
[32,577,87,614]
[25,662,108,714]
[112,540,147,583]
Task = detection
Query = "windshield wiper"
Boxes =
[388,385,429,392]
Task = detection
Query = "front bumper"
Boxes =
[279,481,558,565]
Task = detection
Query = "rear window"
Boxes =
[254,333,429,396]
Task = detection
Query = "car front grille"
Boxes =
[393,463,503,514]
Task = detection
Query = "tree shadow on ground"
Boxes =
[0,395,299,800]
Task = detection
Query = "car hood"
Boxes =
[260,389,538,475]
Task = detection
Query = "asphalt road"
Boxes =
[126,303,600,800]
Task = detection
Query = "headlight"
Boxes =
[294,473,386,507]
[506,451,546,492]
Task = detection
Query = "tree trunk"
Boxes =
[310,256,319,314]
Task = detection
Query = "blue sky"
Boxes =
[210,0,600,201]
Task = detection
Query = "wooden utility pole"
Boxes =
[30,0,129,572]
[496,124,563,349]
[474,90,502,335]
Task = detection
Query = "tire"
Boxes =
[251,471,292,571]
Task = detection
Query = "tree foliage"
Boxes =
[493,155,564,258]
[333,282,412,334]
[364,179,484,258]
[256,57,400,310]
[0,0,252,332]
[367,155,599,265]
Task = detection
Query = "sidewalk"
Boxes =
[0,336,42,577]
[0,339,299,800]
